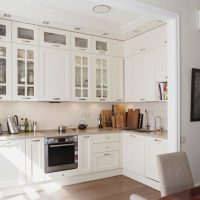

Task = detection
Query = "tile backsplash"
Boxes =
[0,101,167,131]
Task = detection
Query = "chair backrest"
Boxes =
[157,152,194,197]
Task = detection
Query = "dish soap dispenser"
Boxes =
[98,113,103,128]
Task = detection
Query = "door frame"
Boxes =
[91,0,180,152]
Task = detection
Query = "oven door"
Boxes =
[45,142,78,173]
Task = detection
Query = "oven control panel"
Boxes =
[44,135,78,144]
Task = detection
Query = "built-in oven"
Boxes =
[45,135,78,173]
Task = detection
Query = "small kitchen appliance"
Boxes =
[7,115,19,134]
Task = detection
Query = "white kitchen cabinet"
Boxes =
[111,57,124,102]
[71,51,92,101]
[0,139,26,188]
[155,25,167,47]
[26,138,45,183]
[78,135,93,175]
[71,33,91,52]
[0,42,11,100]
[12,43,39,101]
[40,27,70,49]
[93,55,111,102]
[93,151,120,172]
[125,49,156,102]
[12,22,39,46]
[40,47,71,101]
[122,133,145,176]
[0,19,11,42]
[92,36,111,55]
[145,137,167,181]
[111,40,123,57]
[155,45,168,82]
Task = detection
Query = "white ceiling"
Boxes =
[0,0,165,40]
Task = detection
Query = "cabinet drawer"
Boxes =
[93,133,120,143]
[93,142,120,153]
[93,151,120,172]
[145,137,167,145]
[45,169,78,180]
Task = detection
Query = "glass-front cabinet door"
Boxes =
[93,55,110,102]
[0,42,11,100]
[71,52,92,101]
[0,19,11,42]
[12,44,38,100]
[40,27,70,49]
[71,33,91,52]
[92,36,111,55]
[12,22,39,45]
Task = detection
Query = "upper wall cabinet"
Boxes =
[0,19,11,42]
[12,22,39,46]
[155,25,167,47]
[0,42,11,100]
[40,47,71,101]
[12,43,39,101]
[40,27,70,49]
[92,36,111,56]
[111,40,124,57]
[93,55,111,102]
[71,33,91,52]
[71,51,92,102]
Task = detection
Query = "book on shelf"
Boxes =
[158,82,168,100]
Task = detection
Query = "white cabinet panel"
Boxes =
[0,19,11,42]
[122,133,145,176]
[93,151,120,172]
[93,133,120,144]
[12,22,39,45]
[40,27,70,49]
[0,139,25,188]
[40,47,71,101]
[145,137,167,181]
[111,57,124,102]
[71,33,91,52]
[155,45,168,82]
[0,42,11,100]
[12,43,39,101]
[111,40,123,57]
[125,50,156,102]
[92,37,111,55]
[26,138,45,183]
[155,25,167,47]
[71,51,92,101]
[93,142,120,153]
[78,135,93,175]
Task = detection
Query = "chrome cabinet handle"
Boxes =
[117,99,122,102]
[130,134,136,137]
[140,98,146,101]
[79,48,86,51]
[140,48,146,52]
[22,40,31,43]
[79,98,86,101]
[100,98,105,101]
[49,143,74,148]
[104,153,110,156]
[99,51,106,54]
[31,139,40,142]
[22,97,31,100]
[52,44,60,48]
[154,139,161,142]
[52,98,60,100]
[83,136,90,138]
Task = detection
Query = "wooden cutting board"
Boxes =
[116,113,125,128]
[127,109,140,129]
[112,104,126,127]
[101,110,112,128]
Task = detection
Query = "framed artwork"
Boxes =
[191,68,200,121]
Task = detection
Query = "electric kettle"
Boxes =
[7,115,19,134]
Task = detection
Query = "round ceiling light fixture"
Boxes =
[93,5,111,13]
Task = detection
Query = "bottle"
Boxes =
[98,113,103,128]
[20,118,25,132]
[28,120,33,132]
[33,121,37,134]
[24,118,29,132]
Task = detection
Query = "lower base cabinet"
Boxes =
[0,139,26,188]
[145,137,167,181]
[26,138,45,182]
[93,151,120,172]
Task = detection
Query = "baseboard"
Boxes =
[123,169,160,191]
[0,169,122,198]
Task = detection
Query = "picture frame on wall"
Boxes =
[191,68,200,121]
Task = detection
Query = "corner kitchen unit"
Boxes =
[0,0,171,197]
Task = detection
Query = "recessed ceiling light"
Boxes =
[102,33,108,36]
[3,13,11,18]
[93,5,111,13]
[74,27,81,31]
[42,21,50,25]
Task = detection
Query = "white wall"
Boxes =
[138,0,200,184]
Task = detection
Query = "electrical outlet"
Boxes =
[81,113,90,118]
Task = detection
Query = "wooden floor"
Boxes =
[5,176,161,200]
